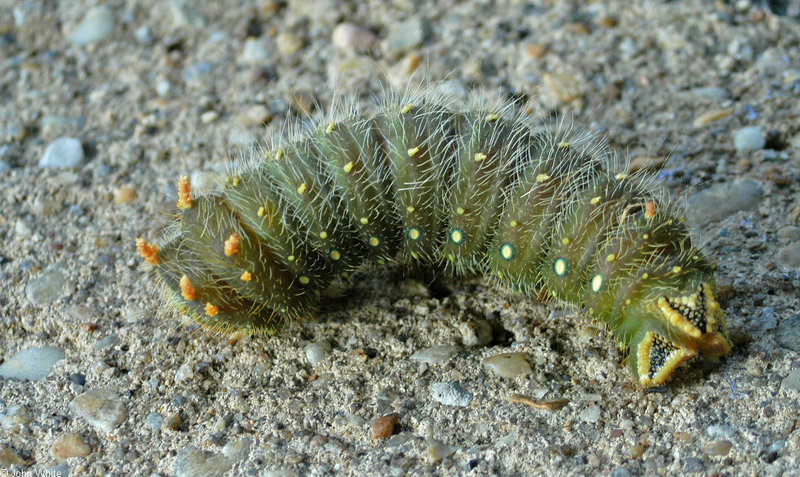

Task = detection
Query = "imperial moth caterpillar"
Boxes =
[136,90,731,388]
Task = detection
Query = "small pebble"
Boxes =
[167,0,207,29]
[0,346,65,381]
[371,413,398,439]
[52,433,91,460]
[430,381,472,407]
[237,105,272,127]
[146,412,164,430]
[543,72,582,103]
[69,5,115,46]
[459,319,492,347]
[687,180,763,226]
[304,341,332,367]
[174,445,235,477]
[776,315,800,352]
[483,353,532,379]
[175,362,194,382]
[409,345,462,364]
[707,440,733,456]
[240,38,272,65]
[683,457,704,473]
[579,405,601,423]
[383,17,430,56]
[94,333,121,351]
[39,137,84,168]
[693,107,734,127]
[114,186,137,204]
[276,32,304,56]
[0,445,26,467]
[0,405,32,430]
[780,369,800,392]
[332,23,377,52]
[777,244,800,272]
[427,440,456,462]
[69,388,127,432]
[200,110,219,123]
[134,25,153,44]
[183,62,213,87]
[734,126,766,151]
[155,79,172,97]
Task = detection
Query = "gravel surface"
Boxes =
[1,0,799,475]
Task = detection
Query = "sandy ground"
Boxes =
[1,0,800,475]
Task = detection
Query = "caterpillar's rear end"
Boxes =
[137,94,731,388]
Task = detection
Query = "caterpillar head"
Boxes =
[630,281,731,388]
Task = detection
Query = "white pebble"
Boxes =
[579,405,601,423]
[332,23,377,52]
[69,388,127,432]
[39,137,84,168]
[69,5,115,46]
[0,346,65,381]
[156,79,172,97]
[240,38,272,65]
[430,381,472,407]
[175,362,194,382]
[734,126,765,151]
[304,341,332,366]
[409,345,462,364]
[134,25,153,44]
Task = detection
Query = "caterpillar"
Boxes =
[136,90,731,388]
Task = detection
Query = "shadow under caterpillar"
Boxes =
[136,91,731,388]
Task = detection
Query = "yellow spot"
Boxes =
[406,206,415,213]
[510,220,518,227]
[536,173,550,183]
[615,172,628,180]
[330,249,341,261]
[325,121,335,133]
[591,274,604,293]
[401,104,413,114]
[450,229,464,244]
[377,259,385,265]
[625,299,632,305]
[605,253,616,262]
[176,176,192,209]
[642,273,649,279]
[557,141,570,149]
[258,206,266,217]
[287,255,295,262]
[474,152,487,162]
[224,233,240,256]
[360,217,369,225]
[673,266,682,274]
[561,237,570,245]
[320,231,328,239]
[275,149,284,160]
[485,113,499,122]
[456,207,465,215]
[408,146,420,157]
[232,176,240,186]
[643,233,649,240]
[553,258,567,277]
[408,228,421,241]
[240,271,252,281]
[500,243,514,261]
[297,182,307,195]
[204,302,219,317]
[179,274,196,301]
[299,276,310,285]
[343,161,354,173]
[136,238,159,265]
[590,196,601,205]
[369,236,380,247]
[447,253,455,261]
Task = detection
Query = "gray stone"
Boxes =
[240,38,272,65]
[430,381,472,407]
[332,23,377,52]
[780,369,800,392]
[94,333,121,351]
[0,405,32,430]
[745,307,777,336]
[777,243,800,272]
[0,346,65,381]
[146,412,164,430]
[483,352,532,379]
[734,126,765,151]
[409,345,462,364]
[383,17,430,56]
[69,5,115,46]
[687,180,763,227]
[706,423,735,439]
[579,405,601,423]
[69,388,127,432]
[26,263,69,304]
[683,457,704,473]
[174,445,234,477]
[776,315,800,352]
[39,137,83,168]
[304,341,332,367]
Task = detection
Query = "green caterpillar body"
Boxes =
[137,94,731,388]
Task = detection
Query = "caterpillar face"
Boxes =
[137,92,732,388]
